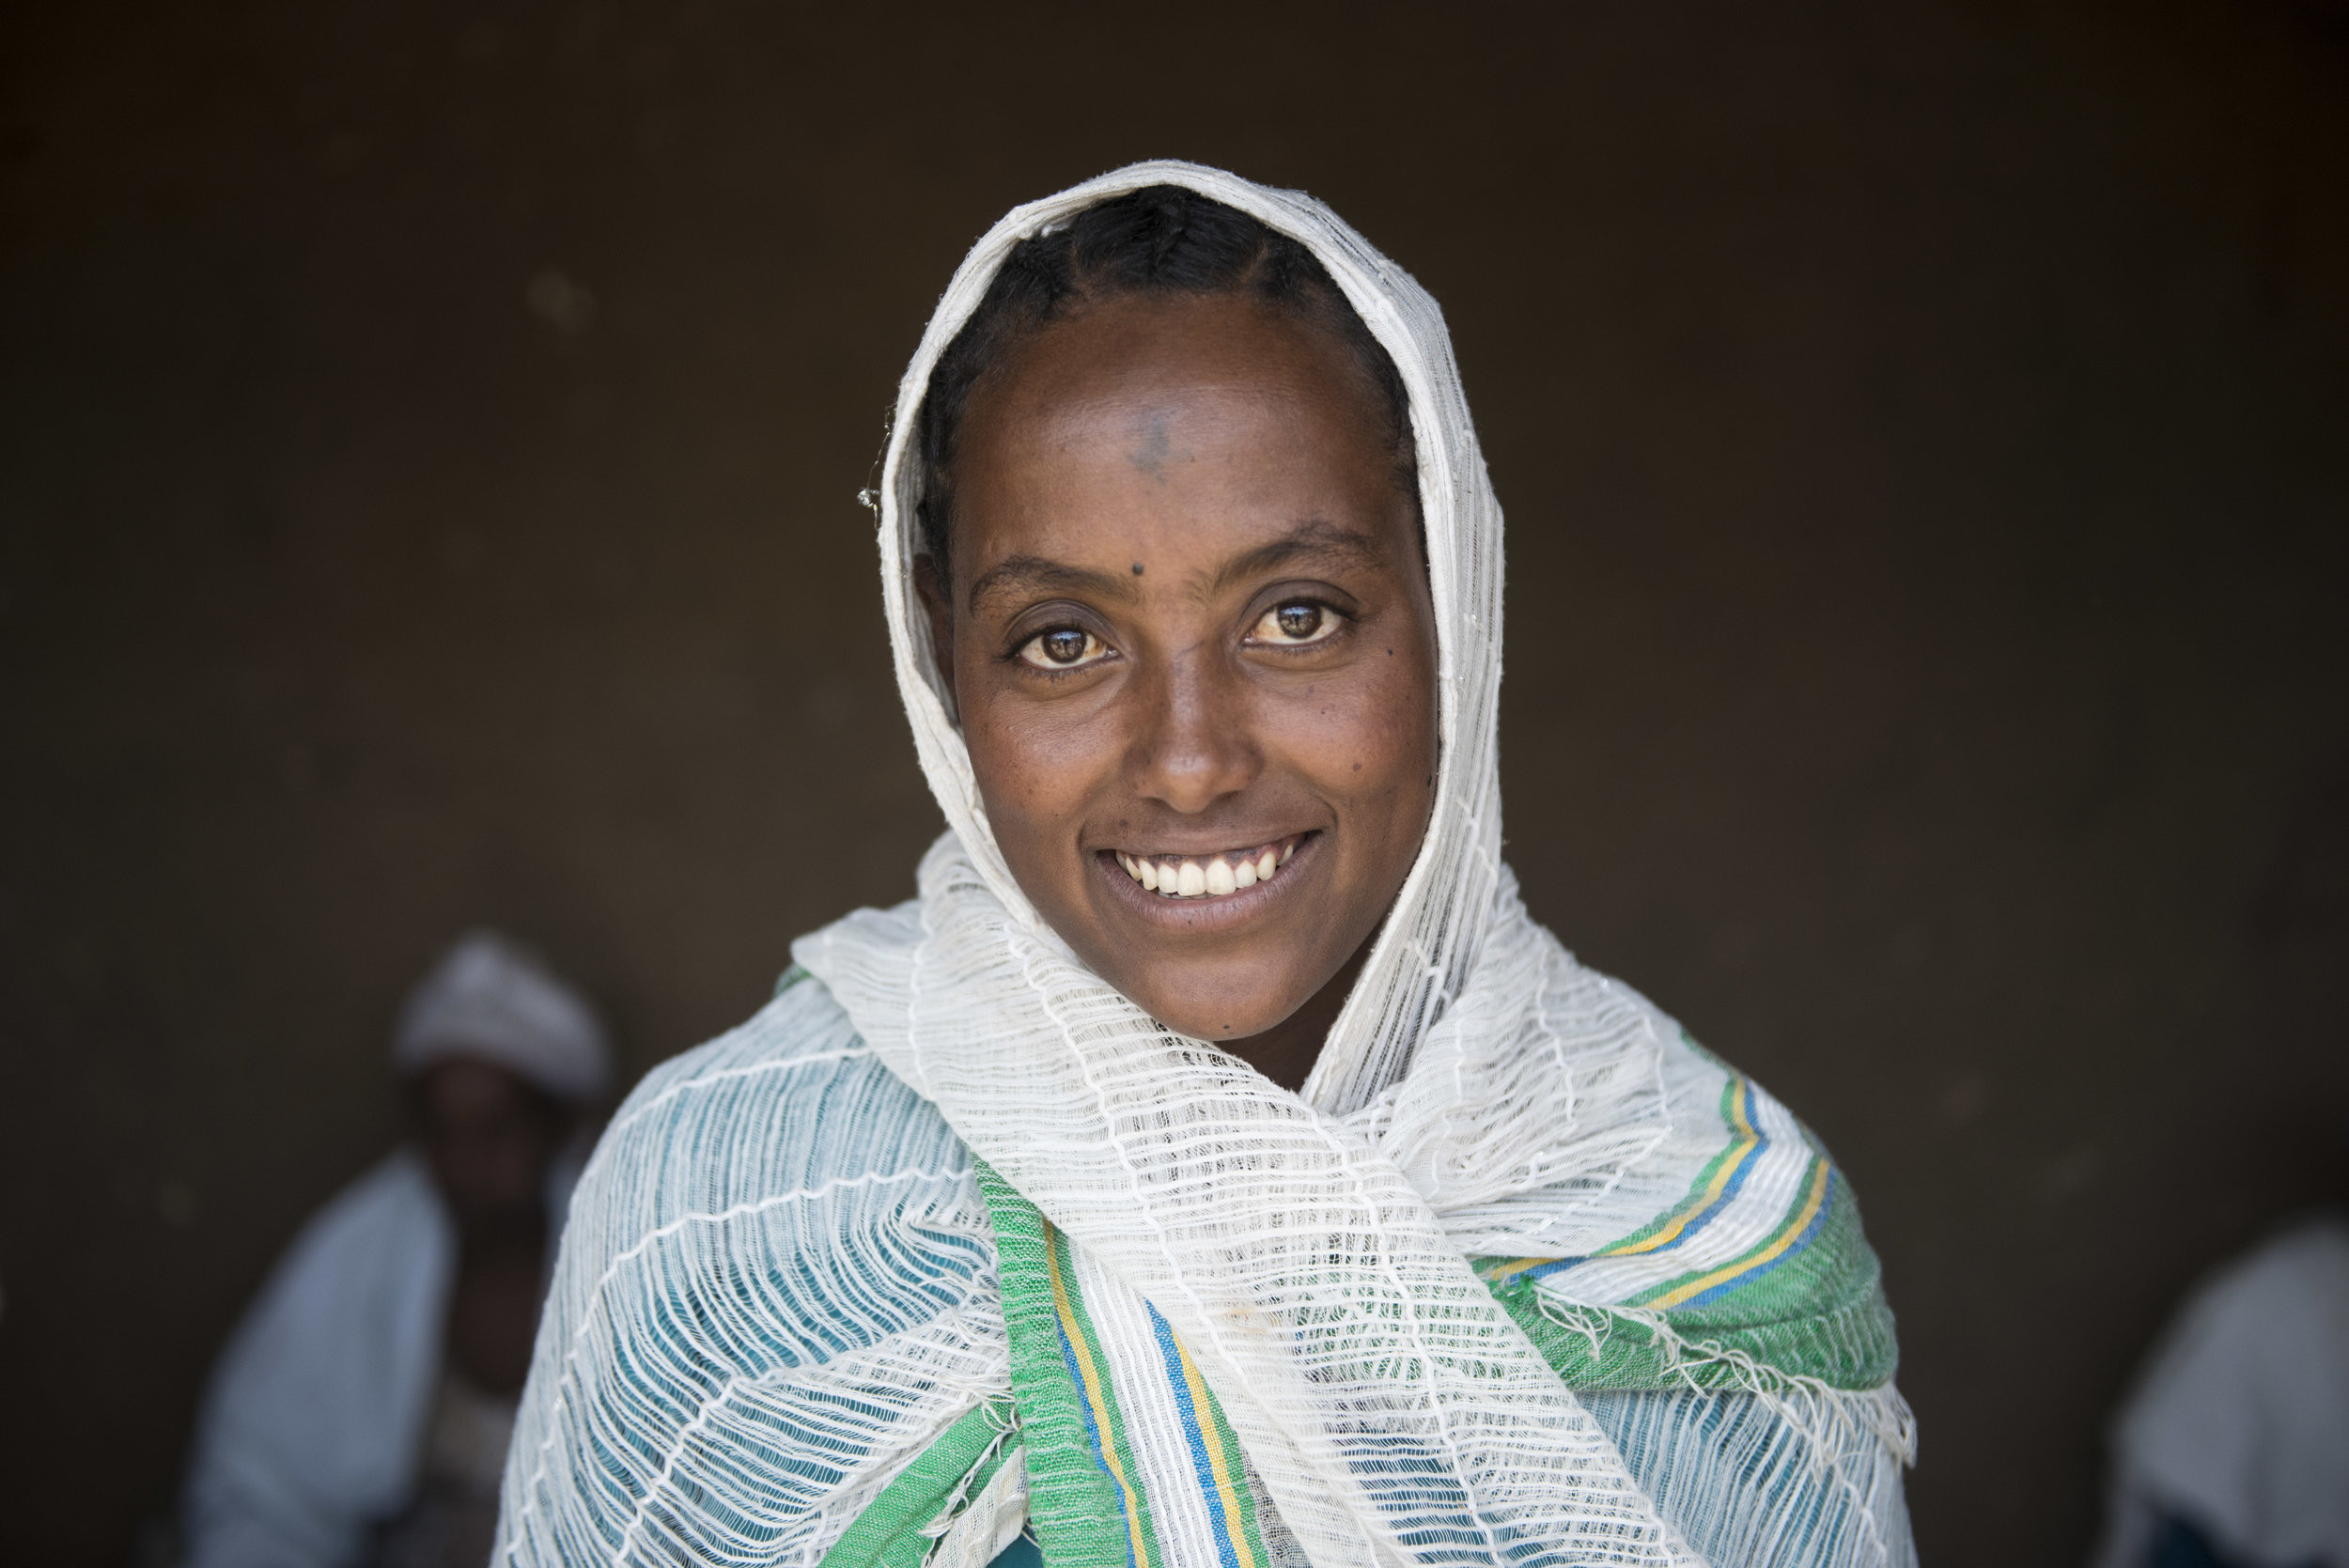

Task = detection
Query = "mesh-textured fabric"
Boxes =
[496,987,1011,1568]
[493,162,1915,1568]
[801,849,1915,1568]
[493,971,1912,1568]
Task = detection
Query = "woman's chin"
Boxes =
[1086,948,1331,1046]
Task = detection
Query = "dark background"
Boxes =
[3,3,2345,1564]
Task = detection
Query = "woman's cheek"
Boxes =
[980,690,1118,817]
[1299,660,1423,792]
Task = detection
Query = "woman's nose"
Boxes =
[1127,647,1260,814]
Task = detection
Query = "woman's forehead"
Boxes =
[940,300,1415,612]
[960,291,1392,452]
[954,421,1408,607]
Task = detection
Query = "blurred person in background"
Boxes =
[179,930,611,1568]
[2089,1198,2349,1568]
[2089,771,2349,1568]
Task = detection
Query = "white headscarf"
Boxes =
[394,930,611,1103]
[857,163,1502,1123]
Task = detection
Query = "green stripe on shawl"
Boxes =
[1474,1043,1899,1393]
[817,1397,1020,1568]
[1485,1126,1907,1399]
[1042,1215,1163,1568]
[978,1160,1159,1568]
[1652,1158,1897,1383]
[1480,1171,1897,1392]
[1178,1339,1270,1568]
[882,1142,1897,1564]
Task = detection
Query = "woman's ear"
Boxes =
[912,553,957,705]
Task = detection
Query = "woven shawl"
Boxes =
[494,163,1914,1568]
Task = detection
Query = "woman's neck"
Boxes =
[1223,937,1373,1094]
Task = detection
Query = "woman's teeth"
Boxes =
[1114,838,1299,900]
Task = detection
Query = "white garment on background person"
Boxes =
[179,1149,583,1568]
[2092,1218,2349,1568]
[377,1364,530,1568]
[182,1151,455,1568]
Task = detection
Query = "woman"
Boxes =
[497,164,1915,1568]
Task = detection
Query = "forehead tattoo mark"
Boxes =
[1129,413,1174,483]
[1131,562,1144,575]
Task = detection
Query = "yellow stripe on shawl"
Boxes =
[1167,1327,1260,1568]
[1609,1077,1761,1257]
[1644,1157,1832,1312]
[1481,1078,1765,1284]
[1045,1229,1154,1568]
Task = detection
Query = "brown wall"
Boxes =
[3,3,2345,1563]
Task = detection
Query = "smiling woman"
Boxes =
[910,213,1439,1084]
[493,166,1918,1568]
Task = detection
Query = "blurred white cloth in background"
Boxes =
[2093,1218,2349,1568]
[181,1150,456,1568]
[179,1149,583,1568]
[375,1364,526,1568]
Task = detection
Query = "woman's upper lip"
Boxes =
[1097,831,1312,857]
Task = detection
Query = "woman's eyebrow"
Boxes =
[965,554,1142,617]
[1206,520,1387,596]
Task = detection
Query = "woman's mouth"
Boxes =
[1110,834,1303,900]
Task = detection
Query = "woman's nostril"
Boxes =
[1134,749,1256,811]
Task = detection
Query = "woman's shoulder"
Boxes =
[606,963,861,1118]
[501,971,1005,1568]
[575,967,983,1244]
[1417,938,1902,1394]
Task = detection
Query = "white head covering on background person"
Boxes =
[394,929,611,1102]
[179,933,606,1568]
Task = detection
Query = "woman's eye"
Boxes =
[1252,601,1339,646]
[1018,627,1109,670]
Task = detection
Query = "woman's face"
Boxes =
[918,291,1439,1088]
